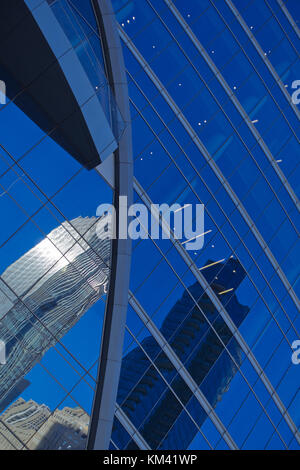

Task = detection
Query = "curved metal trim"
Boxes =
[87,0,133,450]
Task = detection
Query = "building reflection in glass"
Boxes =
[112,258,249,450]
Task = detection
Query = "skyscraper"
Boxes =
[0,397,89,450]
[112,258,249,449]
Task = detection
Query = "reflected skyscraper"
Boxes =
[112,258,249,449]
[0,216,111,412]
[0,0,298,451]
[0,397,89,450]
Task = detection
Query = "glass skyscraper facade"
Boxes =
[0,0,120,450]
[0,0,299,451]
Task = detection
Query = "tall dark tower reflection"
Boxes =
[112,258,249,449]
